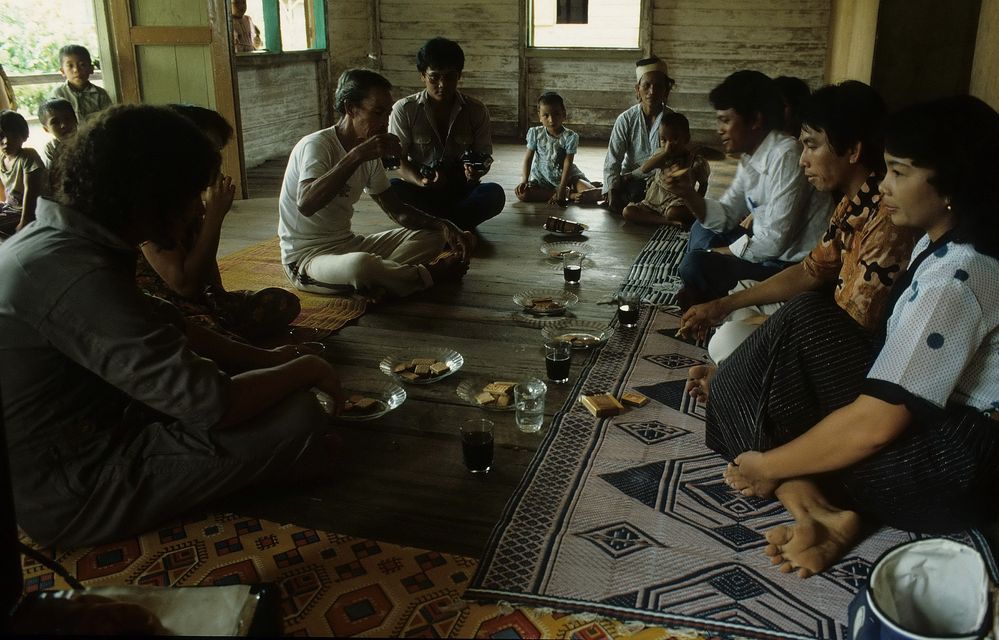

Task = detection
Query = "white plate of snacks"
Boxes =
[542,216,588,236]
[539,241,588,260]
[379,347,464,384]
[456,378,518,412]
[316,382,407,422]
[512,289,578,316]
[542,320,615,350]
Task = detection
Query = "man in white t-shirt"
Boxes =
[279,69,472,298]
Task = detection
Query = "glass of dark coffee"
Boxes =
[545,339,572,383]
[617,291,641,328]
[460,418,494,473]
[382,156,400,170]
[562,252,582,285]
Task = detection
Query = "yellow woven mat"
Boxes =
[20,514,715,638]
[218,239,366,332]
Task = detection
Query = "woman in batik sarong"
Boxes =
[704,95,999,578]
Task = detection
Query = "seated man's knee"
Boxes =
[481,182,506,211]
[678,249,709,283]
[342,252,386,288]
[279,389,328,438]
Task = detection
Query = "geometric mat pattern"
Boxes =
[466,306,997,640]
[20,512,728,638]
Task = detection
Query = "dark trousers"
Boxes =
[391,178,505,231]
[678,221,790,302]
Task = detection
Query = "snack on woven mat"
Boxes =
[580,393,624,417]
[620,390,650,407]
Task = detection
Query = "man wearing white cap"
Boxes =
[602,56,675,214]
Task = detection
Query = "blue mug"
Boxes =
[848,539,990,639]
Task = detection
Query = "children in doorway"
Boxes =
[231,0,263,53]
[515,92,601,206]
[0,111,47,238]
[48,45,113,124]
[622,111,709,227]
[37,99,78,167]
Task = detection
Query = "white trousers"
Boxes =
[290,228,444,298]
[707,280,785,364]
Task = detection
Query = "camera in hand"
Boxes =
[382,156,401,170]
[418,163,437,181]
[459,149,489,171]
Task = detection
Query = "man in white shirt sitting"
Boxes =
[669,70,833,306]
[602,56,676,214]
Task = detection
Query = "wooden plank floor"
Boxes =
[219,141,736,557]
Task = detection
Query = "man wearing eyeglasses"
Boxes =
[389,37,505,232]
[602,56,676,215]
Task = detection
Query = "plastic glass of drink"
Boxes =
[617,291,641,328]
[562,251,583,285]
[544,339,572,383]
[460,418,494,473]
[514,378,548,433]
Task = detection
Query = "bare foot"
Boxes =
[685,364,715,403]
[724,460,779,498]
[764,483,862,578]
[426,253,468,284]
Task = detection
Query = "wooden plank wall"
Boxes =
[237,59,323,167]
[654,0,830,139]
[376,0,522,136]
[321,0,829,144]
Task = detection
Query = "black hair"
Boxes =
[708,70,783,131]
[416,37,465,74]
[37,98,76,123]
[333,68,392,114]
[801,81,886,173]
[53,104,219,236]
[0,111,29,140]
[660,112,691,138]
[58,44,92,64]
[774,76,811,137]
[884,95,999,258]
[167,104,234,148]
[537,92,566,111]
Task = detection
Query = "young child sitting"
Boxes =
[37,98,78,167]
[0,111,48,238]
[49,45,112,123]
[135,104,301,341]
[623,112,709,227]
[515,92,601,206]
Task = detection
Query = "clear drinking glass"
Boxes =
[544,339,572,383]
[514,378,548,433]
[460,418,494,473]
[562,251,583,285]
[617,291,641,328]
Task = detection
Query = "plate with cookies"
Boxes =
[512,288,578,316]
[379,347,464,384]
[316,382,407,422]
[541,320,615,350]
[456,378,517,412]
